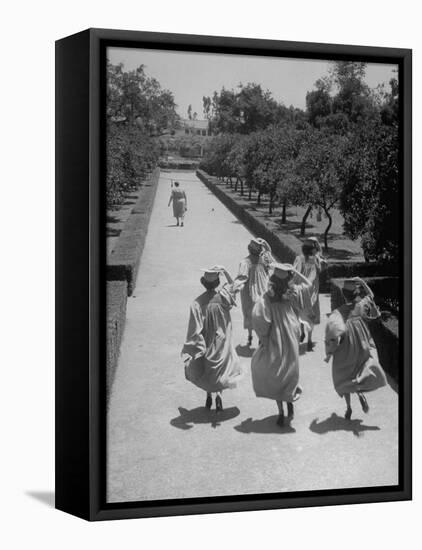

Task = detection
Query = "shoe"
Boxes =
[307,340,313,352]
[287,402,294,418]
[345,407,352,420]
[215,395,223,412]
[205,393,212,409]
[277,414,285,427]
[181,222,184,227]
[358,393,369,414]
[247,334,252,346]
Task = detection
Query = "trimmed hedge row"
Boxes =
[107,280,128,401]
[107,168,160,295]
[106,168,160,403]
[330,278,399,382]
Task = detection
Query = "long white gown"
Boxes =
[251,286,305,402]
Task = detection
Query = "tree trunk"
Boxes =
[269,190,275,214]
[281,199,287,224]
[300,205,313,236]
[240,177,244,196]
[234,178,238,192]
[248,185,252,200]
[323,205,332,251]
[257,191,261,206]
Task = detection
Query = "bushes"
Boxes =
[107,122,160,207]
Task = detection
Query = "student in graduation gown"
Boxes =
[324,277,387,420]
[251,262,312,427]
[182,266,243,412]
[236,238,275,347]
[293,236,326,351]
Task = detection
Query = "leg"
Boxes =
[247,330,252,346]
[344,393,352,420]
[215,391,223,412]
[358,392,369,413]
[176,217,179,226]
[276,401,285,426]
[307,328,313,351]
[287,402,294,418]
[205,392,212,409]
[300,322,306,343]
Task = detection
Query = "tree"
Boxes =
[208,83,291,135]
[294,128,348,248]
[306,78,332,127]
[107,61,179,134]
[340,120,399,262]
[330,61,377,124]
[106,62,177,207]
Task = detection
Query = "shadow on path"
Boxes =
[234,416,296,435]
[309,413,380,437]
[170,406,240,430]
[236,344,255,358]
[26,491,55,508]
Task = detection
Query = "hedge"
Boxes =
[106,280,128,402]
[107,167,160,295]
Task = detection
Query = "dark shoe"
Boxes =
[215,395,223,412]
[181,222,184,227]
[300,323,306,343]
[247,334,252,347]
[277,414,285,427]
[307,340,313,352]
[358,393,369,414]
[205,393,212,409]
[287,402,294,418]
[345,407,352,420]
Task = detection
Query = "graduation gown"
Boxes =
[182,289,242,392]
[327,297,387,397]
[251,287,304,402]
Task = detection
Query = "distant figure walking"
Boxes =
[251,263,312,427]
[236,238,275,347]
[168,181,187,226]
[324,277,387,420]
[293,236,327,351]
[182,266,243,412]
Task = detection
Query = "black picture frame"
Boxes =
[55,28,412,521]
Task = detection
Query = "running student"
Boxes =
[236,238,275,347]
[324,277,387,420]
[251,262,312,427]
[293,236,326,351]
[168,181,187,226]
[181,266,243,412]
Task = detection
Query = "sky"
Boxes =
[108,47,397,119]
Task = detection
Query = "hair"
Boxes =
[342,284,366,303]
[248,243,261,256]
[267,272,293,301]
[174,181,180,187]
[200,276,220,291]
[302,243,315,258]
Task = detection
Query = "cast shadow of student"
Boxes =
[309,413,380,438]
[170,406,240,430]
[234,416,296,435]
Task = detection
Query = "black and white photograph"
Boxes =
[105,45,403,504]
